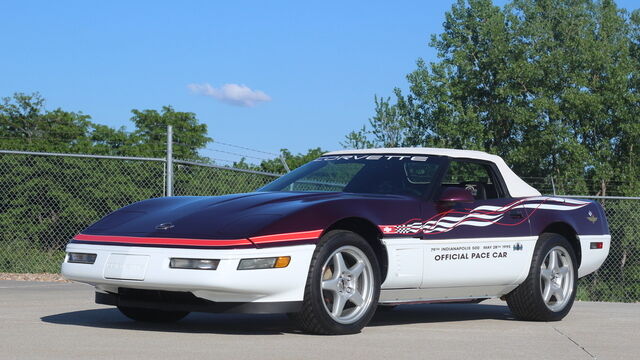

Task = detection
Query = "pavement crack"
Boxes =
[554,326,597,359]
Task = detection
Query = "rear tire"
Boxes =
[506,233,577,321]
[292,230,380,335]
[117,306,189,323]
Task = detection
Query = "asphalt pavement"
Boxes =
[0,280,638,359]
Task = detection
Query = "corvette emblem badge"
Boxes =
[155,223,175,230]
[586,211,598,224]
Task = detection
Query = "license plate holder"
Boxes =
[104,254,149,281]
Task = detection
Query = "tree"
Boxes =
[129,106,211,160]
[0,94,213,159]
[0,93,93,153]
[345,0,640,197]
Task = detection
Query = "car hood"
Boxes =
[81,191,353,241]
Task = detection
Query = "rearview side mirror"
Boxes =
[438,187,475,203]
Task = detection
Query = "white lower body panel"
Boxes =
[380,233,610,304]
[578,234,611,277]
[382,236,536,288]
[62,243,315,303]
[380,236,537,303]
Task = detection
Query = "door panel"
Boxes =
[418,159,534,289]
[418,198,534,288]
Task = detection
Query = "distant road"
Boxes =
[1,280,637,359]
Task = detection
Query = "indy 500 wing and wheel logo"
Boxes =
[379,197,590,235]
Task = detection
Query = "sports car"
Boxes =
[61,148,610,334]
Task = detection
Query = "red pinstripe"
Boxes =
[72,234,252,247]
[249,230,323,244]
[72,230,324,248]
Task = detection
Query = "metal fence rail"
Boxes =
[0,150,637,303]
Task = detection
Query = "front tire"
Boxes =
[292,230,380,334]
[117,306,189,323]
[506,233,577,321]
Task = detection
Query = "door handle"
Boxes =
[509,210,524,219]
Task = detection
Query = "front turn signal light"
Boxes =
[274,256,291,268]
[237,256,291,270]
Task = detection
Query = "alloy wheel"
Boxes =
[540,246,574,312]
[320,245,375,324]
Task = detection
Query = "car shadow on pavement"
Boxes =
[41,303,515,335]
[369,303,515,327]
[41,309,293,335]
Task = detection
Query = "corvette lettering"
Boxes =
[315,155,428,161]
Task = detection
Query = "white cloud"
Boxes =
[187,83,272,107]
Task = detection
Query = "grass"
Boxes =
[0,241,65,274]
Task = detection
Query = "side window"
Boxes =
[442,160,505,200]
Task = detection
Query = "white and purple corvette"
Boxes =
[62,148,610,334]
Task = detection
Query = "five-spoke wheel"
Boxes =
[320,245,375,324]
[292,230,380,334]
[540,246,574,312]
[507,233,577,321]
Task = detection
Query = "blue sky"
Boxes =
[1,0,637,164]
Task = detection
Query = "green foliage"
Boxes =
[261,148,325,173]
[345,0,640,197]
[0,93,93,153]
[128,106,212,160]
[233,148,326,173]
[0,92,216,268]
[0,155,165,252]
[0,93,212,159]
[0,241,64,274]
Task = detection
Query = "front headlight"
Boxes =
[67,252,97,264]
[170,258,219,270]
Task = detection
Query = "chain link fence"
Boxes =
[577,197,640,303]
[521,176,636,197]
[0,150,278,273]
[0,150,638,302]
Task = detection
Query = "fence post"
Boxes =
[279,153,291,173]
[166,125,174,196]
[551,176,556,196]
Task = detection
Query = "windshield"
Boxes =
[259,154,445,198]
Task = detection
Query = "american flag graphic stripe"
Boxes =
[379,197,590,236]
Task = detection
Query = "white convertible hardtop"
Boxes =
[324,147,541,198]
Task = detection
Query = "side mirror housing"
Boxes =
[438,187,475,203]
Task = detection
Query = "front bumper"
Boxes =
[61,243,315,304]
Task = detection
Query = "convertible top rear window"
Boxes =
[259,155,445,198]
